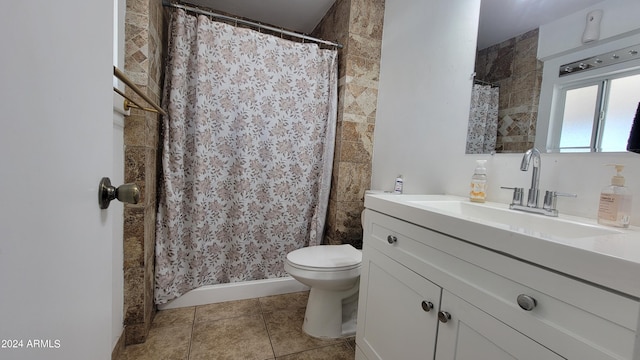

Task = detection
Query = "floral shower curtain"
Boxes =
[155,9,338,305]
[465,84,499,154]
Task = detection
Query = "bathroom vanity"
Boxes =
[355,194,640,360]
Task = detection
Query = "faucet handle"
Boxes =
[543,191,577,211]
[501,186,524,206]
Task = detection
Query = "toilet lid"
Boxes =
[286,244,362,270]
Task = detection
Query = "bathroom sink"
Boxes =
[364,193,640,301]
[406,199,620,239]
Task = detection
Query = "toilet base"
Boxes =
[302,279,360,339]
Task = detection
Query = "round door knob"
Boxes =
[98,177,140,209]
[517,294,537,311]
[438,311,451,323]
[421,301,434,312]
[387,235,397,244]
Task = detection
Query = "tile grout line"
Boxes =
[139,293,355,359]
[258,297,278,359]
[186,306,197,360]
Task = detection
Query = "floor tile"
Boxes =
[259,291,309,313]
[121,324,191,360]
[195,298,262,323]
[119,292,354,360]
[265,308,342,357]
[189,314,274,360]
[275,343,355,360]
[152,306,195,329]
[345,337,356,350]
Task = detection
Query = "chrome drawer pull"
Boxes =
[387,235,398,244]
[421,301,434,312]
[517,294,537,311]
[438,311,451,323]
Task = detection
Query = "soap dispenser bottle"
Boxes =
[598,164,632,228]
[470,160,487,203]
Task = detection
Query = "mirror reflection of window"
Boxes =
[559,85,599,152]
[602,74,640,151]
[557,71,640,152]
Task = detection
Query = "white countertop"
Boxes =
[364,193,640,299]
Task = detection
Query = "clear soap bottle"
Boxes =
[597,164,632,228]
[470,160,487,203]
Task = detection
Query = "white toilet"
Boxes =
[284,244,362,339]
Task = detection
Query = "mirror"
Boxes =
[468,27,541,154]
[466,0,607,154]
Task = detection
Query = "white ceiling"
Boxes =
[478,0,605,49]
[182,0,606,49]
[182,0,336,34]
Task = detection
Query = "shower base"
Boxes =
[157,276,309,310]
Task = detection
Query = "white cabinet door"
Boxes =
[357,249,441,360]
[435,291,565,360]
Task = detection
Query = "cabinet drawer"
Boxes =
[436,290,565,360]
[365,209,639,360]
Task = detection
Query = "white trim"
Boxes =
[157,276,309,310]
[113,93,130,117]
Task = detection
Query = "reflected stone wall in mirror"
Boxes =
[472,29,543,153]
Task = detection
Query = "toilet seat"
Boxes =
[286,244,362,272]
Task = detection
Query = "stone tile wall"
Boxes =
[312,0,385,248]
[474,29,542,153]
[122,0,167,345]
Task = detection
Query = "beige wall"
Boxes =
[122,0,166,345]
[313,0,385,248]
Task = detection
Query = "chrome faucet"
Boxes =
[520,147,541,208]
[501,147,576,217]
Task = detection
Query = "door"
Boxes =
[435,291,565,360]
[0,2,115,359]
[356,248,441,360]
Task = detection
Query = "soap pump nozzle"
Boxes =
[607,164,626,186]
[475,160,487,174]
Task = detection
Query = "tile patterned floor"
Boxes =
[121,291,356,360]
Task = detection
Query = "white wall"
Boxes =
[372,0,640,226]
[112,112,125,351]
[112,0,126,351]
[371,0,480,194]
[538,0,640,61]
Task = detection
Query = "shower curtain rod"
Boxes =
[163,2,343,49]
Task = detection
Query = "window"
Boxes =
[556,71,640,152]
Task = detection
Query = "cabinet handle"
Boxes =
[517,294,537,311]
[438,311,451,323]
[421,301,434,312]
[387,235,398,244]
